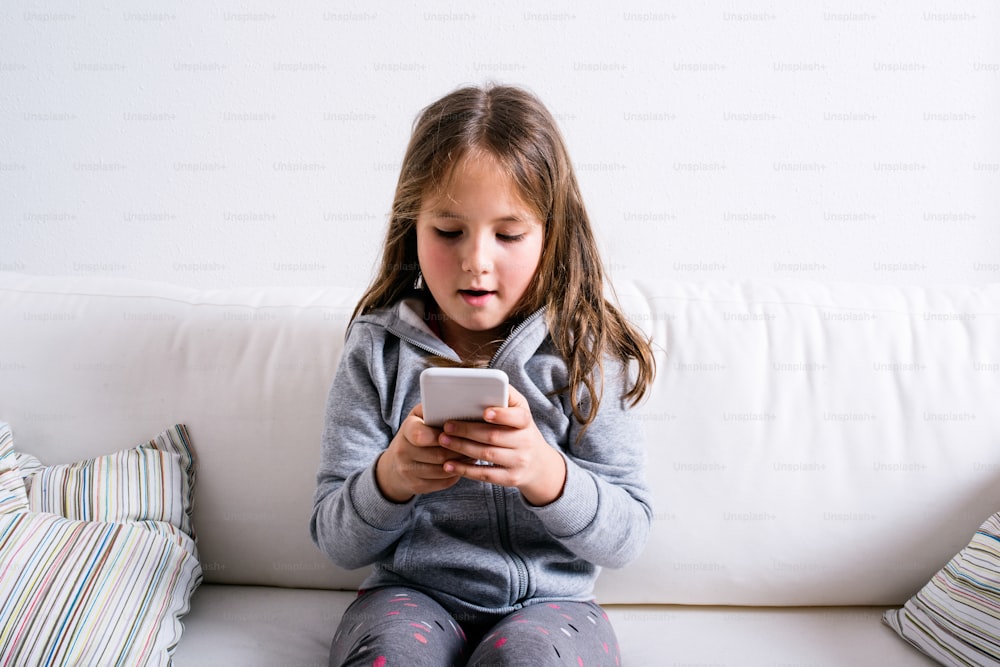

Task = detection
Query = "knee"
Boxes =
[329,588,466,667]
[468,625,565,666]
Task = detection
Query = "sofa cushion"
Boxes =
[0,422,202,665]
[884,511,1000,666]
[0,272,359,591]
[607,278,1000,605]
[173,585,938,666]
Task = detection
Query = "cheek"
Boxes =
[417,236,454,279]
[507,239,544,286]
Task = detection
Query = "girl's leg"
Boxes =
[467,600,621,666]
[329,586,468,667]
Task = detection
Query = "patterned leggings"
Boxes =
[328,586,621,667]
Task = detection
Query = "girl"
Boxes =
[311,84,655,667]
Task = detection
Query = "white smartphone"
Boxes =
[419,367,509,427]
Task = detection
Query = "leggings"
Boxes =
[328,586,621,667]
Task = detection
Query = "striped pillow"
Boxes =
[0,422,202,665]
[0,424,27,513]
[25,425,196,536]
[0,421,17,471]
[0,468,28,514]
[0,512,202,665]
[883,512,1000,666]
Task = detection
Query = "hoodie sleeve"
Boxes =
[310,325,416,570]
[521,360,653,569]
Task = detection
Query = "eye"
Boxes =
[497,233,525,243]
[434,228,461,239]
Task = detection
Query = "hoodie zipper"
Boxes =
[392,306,545,605]
[385,327,460,362]
[487,307,545,369]
[493,485,530,604]
[487,308,544,605]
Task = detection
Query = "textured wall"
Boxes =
[1,1,997,287]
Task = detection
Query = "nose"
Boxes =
[461,233,494,275]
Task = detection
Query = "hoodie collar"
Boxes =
[353,297,549,368]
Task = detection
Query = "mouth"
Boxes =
[458,289,495,306]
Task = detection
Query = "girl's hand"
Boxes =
[437,385,567,506]
[375,403,474,503]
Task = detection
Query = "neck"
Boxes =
[452,336,500,367]
[425,300,507,366]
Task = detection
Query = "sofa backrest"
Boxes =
[1,272,998,605]
[615,278,1000,605]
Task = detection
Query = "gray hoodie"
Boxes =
[311,297,651,617]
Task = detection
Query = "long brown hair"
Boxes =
[354,84,655,427]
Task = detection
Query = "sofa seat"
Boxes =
[173,584,936,666]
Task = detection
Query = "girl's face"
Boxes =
[416,154,544,356]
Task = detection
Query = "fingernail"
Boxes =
[485,410,495,421]
[439,434,451,445]
[444,463,455,473]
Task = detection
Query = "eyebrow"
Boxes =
[432,209,526,224]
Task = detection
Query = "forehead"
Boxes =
[422,153,538,216]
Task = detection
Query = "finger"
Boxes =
[433,385,528,439]
[441,421,508,449]
[506,383,525,405]
[403,415,442,447]
[410,446,472,466]
[403,403,442,446]
[481,384,532,429]
[444,458,514,485]
[413,465,463,481]
[438,433,514,471]
[400,454,467,480]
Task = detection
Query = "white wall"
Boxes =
[2,1,998,288]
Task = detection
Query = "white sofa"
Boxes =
[1,270,998,666]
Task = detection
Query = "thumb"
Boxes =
[505,383,526,408]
